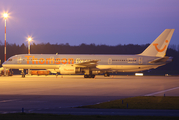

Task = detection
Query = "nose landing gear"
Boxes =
[20,69,25,78]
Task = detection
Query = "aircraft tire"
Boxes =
[22,74,25,78]
[104,73,110,77]
[84,75,88,78]
[84,75,94,78]
[84,75,95,78]
[92,75,95,78]
[104,73,108,77]
[107,73,110,77]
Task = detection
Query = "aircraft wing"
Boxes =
[75,60,99,68]
[75,60,117,73]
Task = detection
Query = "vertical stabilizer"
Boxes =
[140,29,175,57]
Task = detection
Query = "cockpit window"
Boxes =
[8,59,12,61]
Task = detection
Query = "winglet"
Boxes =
[139,29,175,57]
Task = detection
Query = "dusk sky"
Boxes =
[0,0,179,46]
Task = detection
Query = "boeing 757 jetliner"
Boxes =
[2,29,175,78]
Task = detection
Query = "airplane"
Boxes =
[2,29,175,78]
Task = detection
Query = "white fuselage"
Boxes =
[2,54,171,73]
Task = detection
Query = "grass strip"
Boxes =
[0,113,179,120]
[78,96,179,109]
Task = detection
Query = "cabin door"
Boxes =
[17,56,22,64]
[139,57,143,64]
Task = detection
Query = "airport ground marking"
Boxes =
[144,86,179,96]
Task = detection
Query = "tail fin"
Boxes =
[139,29,175,57]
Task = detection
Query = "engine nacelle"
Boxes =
[59,66,81,75]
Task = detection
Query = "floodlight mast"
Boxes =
[27,37,32,75]
[3,12,9,76]
[3,13,8,62]
[28,37,32,54]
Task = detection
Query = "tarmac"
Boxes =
[0,75,179,116]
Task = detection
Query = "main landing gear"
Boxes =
[56,73,58,76]
[104,72,110,77]
[84,74,95,78]
[83,69,95,78]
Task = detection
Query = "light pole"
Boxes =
[3,12,9,76]
[27,37,32,75]
[28,37,32,54]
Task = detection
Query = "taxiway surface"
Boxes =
[0,75,179,115]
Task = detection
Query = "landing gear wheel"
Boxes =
[22,74,25,78]
[84,75,88,78]
[104,73,110,77]
[21,69,25,78]
[84,75,95,78]
[56,73,58,76]
[88,75,92,78]
[91,75,95,78]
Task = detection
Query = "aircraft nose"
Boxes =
[2,61,7,66]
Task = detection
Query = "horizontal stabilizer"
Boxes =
[148,56,170,63]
